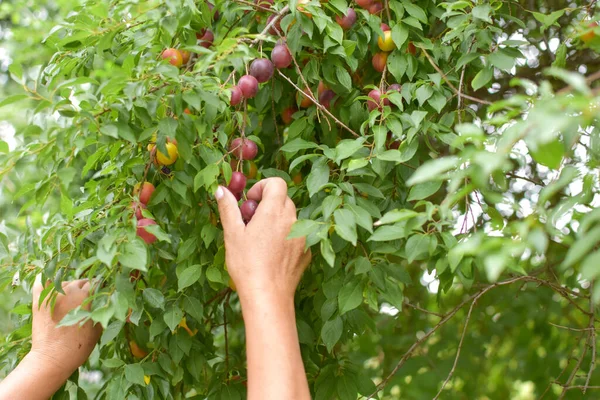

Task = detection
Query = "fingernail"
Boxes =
[215,186,224,200]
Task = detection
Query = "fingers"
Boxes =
[247,177,289,206]
[215,186,245,235]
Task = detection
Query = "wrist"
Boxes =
[27,347,76,380]
[239,290,295,320]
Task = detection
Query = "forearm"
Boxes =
[241,292,311,400]
[0,352,71,400]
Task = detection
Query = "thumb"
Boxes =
[215,186,245,235]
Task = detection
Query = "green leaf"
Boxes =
[307,158,330,197]
[472,5,492,22]
[194,164,220,192]
[403,2,427,23]
[321,239,336,267]
[407,157,460,186]
[143,288,165,309]
[337,375,359,400]
[530,140,563,170]
[375,209,419,226]
[563,226,600,268]
[164,305,184,332]
[335,138,365,162]
[289,220,321,239]
[0,94,28,109]
[338,280,363,314]
[581,250,600,281]
[118,239,148,272]
[472,67,493,90]
[346,203,373,233]
[280,138,319,154]
[177,264,202,291]
[407,181,442,201]
[391,23,409,48]
[405,234,431,262]
[368,225,407,241]
[125,364,146,386]
[321,316,343,352]
[334,209,358,245]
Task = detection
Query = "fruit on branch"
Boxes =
[378,30,395,52]
[240,199,258,222]
[129,340,148,359]
[318,81,328,96]
[355,0,373,9]
[335,8,357,30]
[180,50,191,65]
[292,172,303,185]
[238,75,259,98]
[297,91,313,108]
[387,83,401,93]
[230,86,243,106]
[205,1,219,20]
[230,137,258,160]
[137,218,158,244]
[281,107,297,124]
[131,201,147,220]
[407,41,417,55]
[386,132,400,150]
[250,58,275,83]
[271,44,292,68]
[581,21,598,43]
[372,52,388,73]
[134,182,155,205]
[184,108,193,115]
[267,14,282,35]
[380,22,390,31]
[367,89,384,111]
[319,89,335,110]
[161,48,183,67]
[297,0,312,18]
[368,2,383,14]
[155,142,179,165]
[197,29,214,48]
[228,171,247,193]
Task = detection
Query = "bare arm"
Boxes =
[0,278,102,400]
[216,178,311,400]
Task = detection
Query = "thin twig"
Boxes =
[403,301,444,318]
[277,70,360,138]
[584,284,597,393]
[558,335,590,399]
[549,322,597,332]
[232,0,278,13]
[433,285,491,399]
[420,48,492,106]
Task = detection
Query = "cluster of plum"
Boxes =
[228,138,260,223]
[132,182,157,244]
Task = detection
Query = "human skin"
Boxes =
[215,177,312,400]
[0,278,102,400]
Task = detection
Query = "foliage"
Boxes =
[1,0,600,399]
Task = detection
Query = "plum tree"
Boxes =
[134,182,155,205]
[3,1,600,399]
